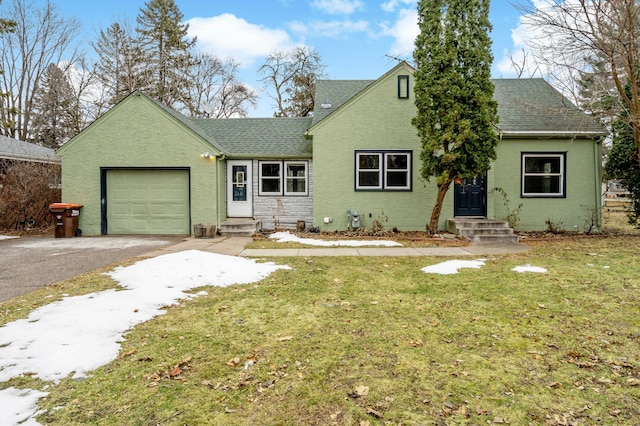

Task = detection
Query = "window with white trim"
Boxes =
[285,162,307,195]
[259,160,308,196]
[355,151,412,191]
[521,153,565,197]
[259,162,281,195]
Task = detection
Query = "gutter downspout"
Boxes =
[216,154,227,227]
[595,139,602,232]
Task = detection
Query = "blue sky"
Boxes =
[39,0,525,116]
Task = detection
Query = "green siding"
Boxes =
[58,93,220,236]
[107,169,190,234]
[490,137,602,232]
[310,64,451,232]
[310,64,603,233]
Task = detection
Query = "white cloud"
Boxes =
[494,0,593,99]
[311,0,364,15]
[381,0,416,13]
[495,14,544,78]
[291,19,370,38]
[380,7,418,57]
[187,14,293,67]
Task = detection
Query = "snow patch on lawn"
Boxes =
[421,259,486,275]
[0,250,290,425]
[0,387,49,426]
[269,231,402,247]
[512,265,547,273]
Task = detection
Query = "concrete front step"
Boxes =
[447,218,519,243]
[219,219,262,237]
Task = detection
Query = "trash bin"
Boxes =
[49,203,83,238]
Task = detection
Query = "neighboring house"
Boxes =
[0,135,60,187]
[56,62,606,236]
[0,135,59,164]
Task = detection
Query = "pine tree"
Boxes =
[605,83,640,226]
[136,0,196,108]
[93,21,149,107]
[412,0,498,233]
[31,63,78,148]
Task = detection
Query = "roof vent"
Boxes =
[320,98,331,109]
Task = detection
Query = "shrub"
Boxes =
[0,160,60,231]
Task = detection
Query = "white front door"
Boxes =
[227,160,253,217]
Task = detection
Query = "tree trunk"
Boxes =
[427,177,453,234]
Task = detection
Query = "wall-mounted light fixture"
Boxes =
[200,152,214,160]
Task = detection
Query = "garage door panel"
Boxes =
[107,170,190,235]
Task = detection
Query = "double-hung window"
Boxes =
[355,150,411,191]
[521,153,565,197]
[285,162,307,195]
[259,160,308,196]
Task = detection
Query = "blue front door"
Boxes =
[454,175,486,216]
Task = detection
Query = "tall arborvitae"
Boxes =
[412,0,498,233]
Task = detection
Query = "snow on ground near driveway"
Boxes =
[0,235,19,240]
[269,231,402,247]
[0,250,290,426]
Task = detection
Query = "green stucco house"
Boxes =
[56,62,606,236]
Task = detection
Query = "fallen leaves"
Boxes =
[408,339,423,347]
[145,356,192,385]
[119,348,137,359]
[347,385,369,399]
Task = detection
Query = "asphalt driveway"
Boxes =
[0,235,185,302]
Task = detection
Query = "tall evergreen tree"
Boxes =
[0,0,81,140]
[412,0,498,233]
[605,83,640,226]
[31,63,78,148]
[93,21,149,107]
[136,0,196,108]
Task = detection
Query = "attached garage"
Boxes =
[104,169,190,235]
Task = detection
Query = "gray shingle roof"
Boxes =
[138,75,605,160]
[191,117,313,157]
[311,77,606,137]
[312,80,373,125]
[0,135,59,163]
[492,78,606,136]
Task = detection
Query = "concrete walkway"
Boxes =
[146,236,530,258]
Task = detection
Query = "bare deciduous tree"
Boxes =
[259,46,325,117]
[0,0,82,141]
[519,0,640,158]
[184,54,258,118]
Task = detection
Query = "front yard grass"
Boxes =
[1,212,639,425]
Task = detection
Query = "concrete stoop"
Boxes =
[447,218,519,243]
[219,218,262,237]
